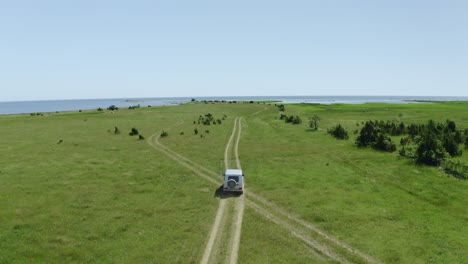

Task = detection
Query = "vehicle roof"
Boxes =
[225,169,243,175]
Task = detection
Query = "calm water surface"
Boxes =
[1,96,468,115]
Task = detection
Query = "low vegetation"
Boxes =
[1,102,467,263]
[195,113,225,125]
[107,105,119,111]
[308,114,320,130]
[327,124,349,140]
[129,128,139,136]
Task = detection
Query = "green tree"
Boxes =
[416,131,447,166]
[308,114,320,130]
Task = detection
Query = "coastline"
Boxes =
[1,96,468,116]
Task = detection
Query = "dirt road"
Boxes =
[148,114,381,264]
[200,117,245,264]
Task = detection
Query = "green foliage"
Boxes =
[2,102,468,263]
[197,113,225,126]
[291,115,301,124]
[443,160,468,179]
[356,121,380,147]
[129,128,139,136]
[160,131,168,138]
[114,126,121,134]
[138,134,145,140]
[308,114,320,130]
[280,114,302,125]
[194,128,198,135]
[128,104,140,109]
[355,121,396,152]
[276,104,285,112]
[374,134,397,152]
[97,107,103,111]
[416,131,447,166]
[328,124,349,140]
[107,105,119,111]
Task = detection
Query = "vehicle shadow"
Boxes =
[214,185,242,199]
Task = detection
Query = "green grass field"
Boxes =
[1,102,467,263]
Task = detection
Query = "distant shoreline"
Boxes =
[1,96,468,116]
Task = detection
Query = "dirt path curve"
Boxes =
[147,112,381,264]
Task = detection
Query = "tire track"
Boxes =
[227,117,244,264]
[200,198,227,264]
[147,113,381,264]
[201,117,240,264]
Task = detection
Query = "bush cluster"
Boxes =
[280,114,302,125]
[356,121,396,152]
[107,105,119,111]
[403,120,464,166]
[444,160,468,180]
[195,113,224,125]
[128,104,140,109]
[129,128,139,136]
[328,124,349,140]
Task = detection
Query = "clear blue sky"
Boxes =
[1,0,467,101]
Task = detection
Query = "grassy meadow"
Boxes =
[1,101,467,263]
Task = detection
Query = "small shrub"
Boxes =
[194,128,198,135]
[138,135,145,140]
[292,115,302,125]
[97,107,103,111]
[107,105,118,111]
[129,128,139,136]
[128,104,140,109]
[205,130,210,134]
[180,131,184,135]
[328,124,349,140]
[114,127,121,134]
[160,131,168,138]
[443,160,468,180]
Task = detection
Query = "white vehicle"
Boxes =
[223,169,244,195]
